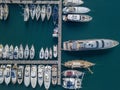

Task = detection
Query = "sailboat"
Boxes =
[41,5,46,21]
[52,5,58,25]
[38,65,44,87]
[52,65,57,85]
[49,48,52,59]
[0,44,3,59]
[14,46,19,59]
[45,48,49,60]
[24,65,30,87]
[35,4,41,21]
[29,4,36,20]
[19,44,24,59]
[46,4,52,20]
[0,5,4,20]
[24,45,29,59]
[11,64,17,84]
[3,4,9,20]
[0,65,5,84]
[39,47,44,59]
[30,45,35,59]
[9,45,14,59]
[53,45,57,58]
[24,4,29,22]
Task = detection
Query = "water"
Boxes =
[0,0,120,90]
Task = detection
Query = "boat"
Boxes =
[41,5,46,21]
[46,4,52,20]
[0,5,4,20]
[24,4,29,22]
[44,65,51,90]
[24,65,30,87]
[45,48,49,60]
[52,26,59,38]
[63,60,95,73]
[52,5,58,25]
[53,45,57,58]
[3,4,9,20]
[63,7,90,14]
[14,46,19,59]
[63,0,84,6]
[35,4,41,21]
[63,14,92,22]
[11,64,17,84]
[24,45,29,59]
[9,45,14,59]
[38,65,44,87]
[19,44,24,59]
[49,48,52,59]
[63,39,119,51]
[2,44,9,59]
[0,65,4,84]
[4,64,11,85]
[31,65,37,88]
[52,65,57,85]
[17,65,24,84]
[62,70,84,77]
[29,4,36,20]
[0,44,3,59]
[30,45,35,59]
[39,47,44,59]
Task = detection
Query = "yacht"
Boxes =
[0,65,4,84]
[49,48,52,59]
[52,26,59,38]
[9,45,14,59]
[44,65,51,90]
[53,45,57,58]
[63,0,84,6]
[17,65,24,84]
[63,39,119,51]
[52,65,57,85]
[30,45,35,59]
[45,48,49,60]
[63,14,92,22]
[0,5,4,20]
[11,64,17,84]
[2,44,9,59]
[14,46,19,59]
[46,4,52,20]
[35,4,41,21]
[41,5,46,21]
[52,5,58,25]
[29,4,36,20]
[24,65,30,87]
[24,4,29,22]
[19,44,24,59]
[38,65,44,87]
[31,65,37,88]
[39,47,44,59]
[3,4,9,20]
[0,44,3,59]
[24,45,29,59]
[63,7,90,14]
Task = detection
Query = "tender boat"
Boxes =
[30,45,35,59]
[35,4,41,21]
[39,47,44,59]
[52,26,59,38]
[29,4,36,20]
[24,65,30,87]
[0,65,4,84]
[24,45,29,59]
[46,4,52,20]
[17,65,24,84]
[3,4,9,20]
[11,64,17,84]
[44,65,51,90]
[4,64,11,85]
[19,44,24,59]
[24,4,29,22]
[41,5,46,21]
[53,45,57,58]
[0,44,3,59]
[45,48,49,60]
[52,65,57,85]
[14,46,19,59]
[2,44,9,59]
[63,7,90,14]
[63,0,84,6]
[63,39,119,51]
[49,48,52,59]
[63,14,92,22]
[0,5,4,20]
[31,65,37,88]
[38,65,44,87]
[52,5,58,25]
[9,45,14,59]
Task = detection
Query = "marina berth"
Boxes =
[63,0,84,6]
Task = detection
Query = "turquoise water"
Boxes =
[0,0,120,90]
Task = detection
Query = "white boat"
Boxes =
[3,4,9,20]
[63,0,84,6]
[29,4,36,20]
[19,44,24,59]
[31,65,37,88]
[0,44,3,59]
[63,7,90,14]
[52,26,59,38]
[38,65,44,87]
[9,45,14,59]
[17,65,24,84]
[52,65,57,85]
[0,65,4,84]
[36,4,41,21]
[14,46,19,59]
[46,4,52,20]
[0,5,4,20]
[24,45,29,59]
[49,48,52,59]
[39,47,44,59]
[4,64,11,85]
[11,64,17,84]
[41,5,46,21]
[53,45,57,58]
[44,65,51,90]
[24,4,29,21]
[45,48,49,60]
[63,14,92,22]
[24,65,30,87]
[30,45,35,59]
[2,44,9,59]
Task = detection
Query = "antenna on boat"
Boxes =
[87,68,93,74]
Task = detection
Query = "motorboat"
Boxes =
[24,4,29,21]
[0,65,5,84]
[14,46,19,59]
[52,65,57,85]
[24,65,30,87]
[63,7,90,14]
[44,65,51,90]
[39,47,44,59]
[2,44,9,59]
[3,4,9,20]
[24,45,29,59]
[31,65,37,88]
[52,5,58,25]
[63,0,84,6]
[46,4,52,20]
[63,39,119,51]
[38,65,44,87]
[63,14,92,22]
[19,44,24,59]
[52,26,59,38]
[35,4,41,21]
[0,5,4,20]
[11,64,17,84]
[9,45,14,59]
[41,5,46,21]
[0,44,3,59]
[29,4,36,20]
[17,65,24,84]
[30,45,35,59]
[45,48,49,60]
[49,48,52,59]
[53,45,57,58]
